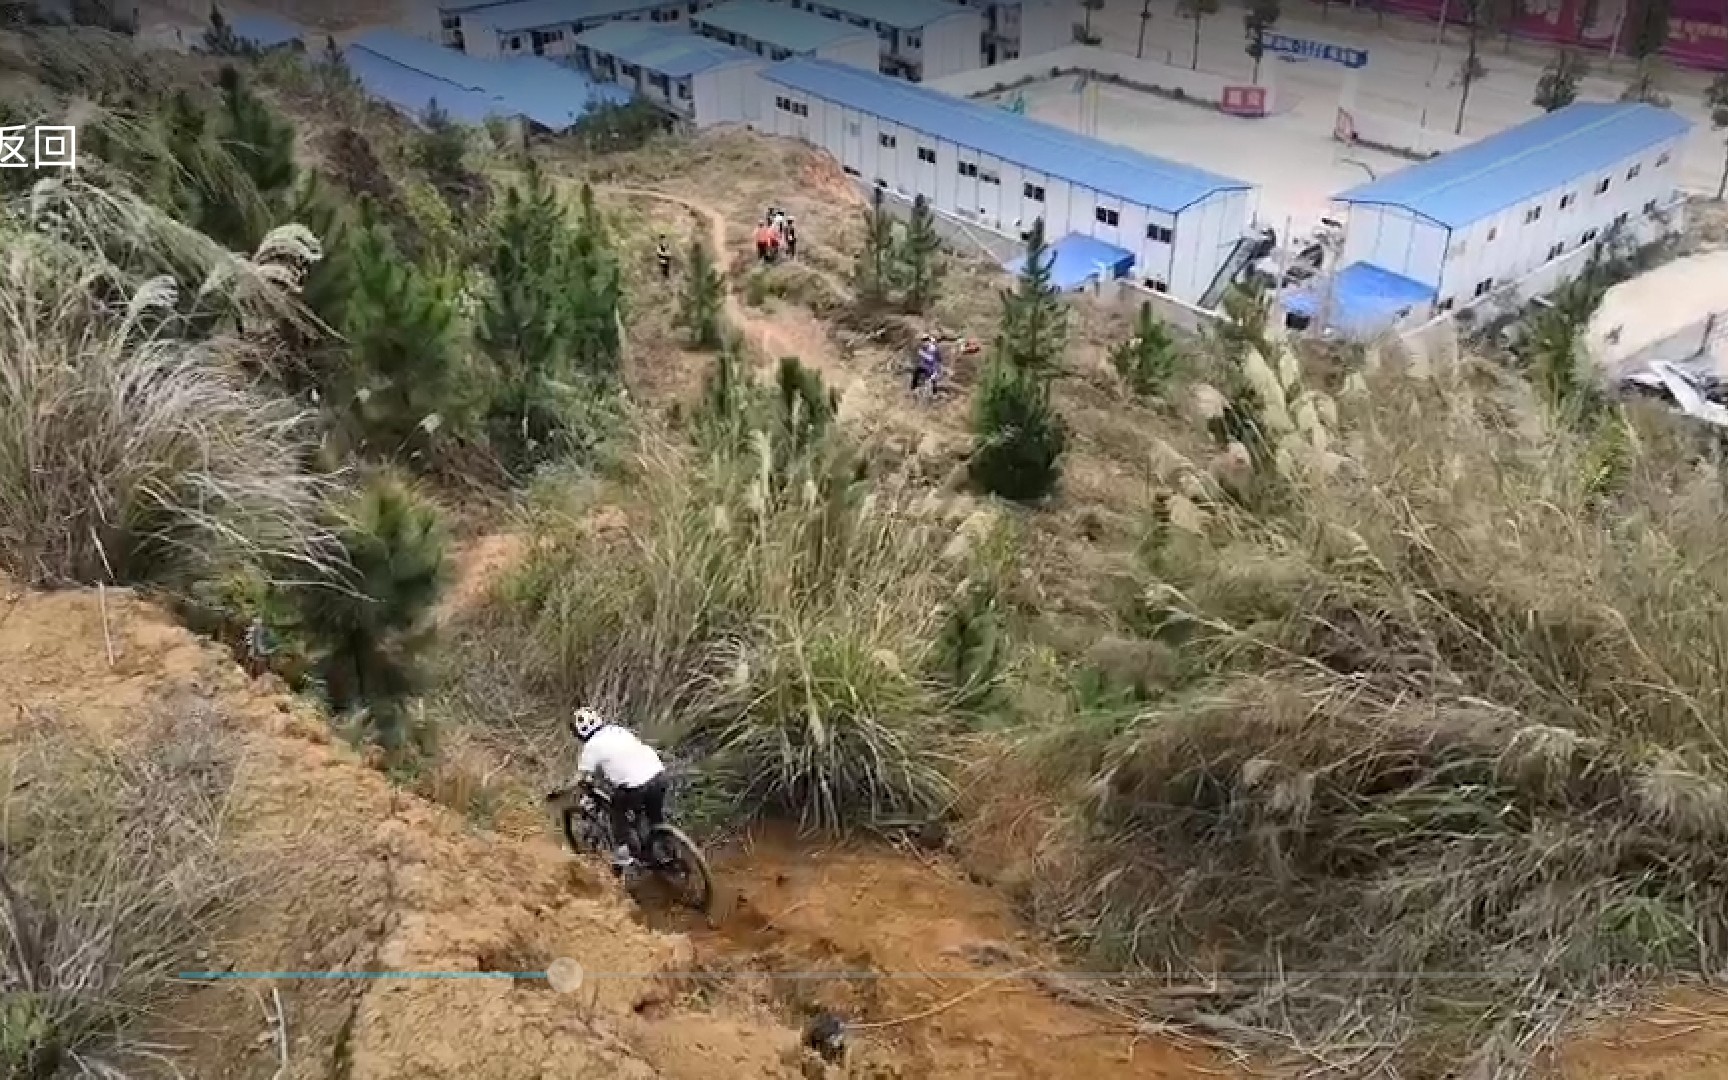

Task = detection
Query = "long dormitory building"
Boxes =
[755,57,1255,306]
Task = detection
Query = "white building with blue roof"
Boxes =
[572,22,764,125]
[1324,101,1692,328]
[451,0,712,60]
[790,0,984,82]
[346,28,630,131]
[691,0,879,71]
[756,57,1256,305]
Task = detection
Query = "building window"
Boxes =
[1596,177,1611,194]
[1559,192,1575,209]
[1486,227,1498,242]
[1023,182,1045,201]
[1473,277,1494,298]
[1657,152,1671,167]
[957,160,978,178]
[879,132,897,148]
[774,96,807,117]
[1643,198,1659,215]
[917,146,936,164]
[1627,163,1642,180]
[508,35,522,50]
[843,165,860,177]
[1614,211,1628,228]
[1095,206,1119,227]
[1143,277,1168,293]
[979,168,1000,185]
[1524,205,1542,224]
[652,6,678,21]
[906,31,921,47]
[1436,297,1455,313]
[1547,242,1565,260]
[846,120,861,136]
[1146,223,1173,244]
[1582,228,1598,244]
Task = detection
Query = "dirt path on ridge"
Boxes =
[599,184,882,424]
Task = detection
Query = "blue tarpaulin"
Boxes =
[1004,233,1136,291]
[1284,261,1436,336]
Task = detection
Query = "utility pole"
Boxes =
[1137,0,1152,59]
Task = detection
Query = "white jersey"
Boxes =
[576,725,664,790]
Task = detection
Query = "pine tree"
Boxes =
[1534,50,1587,112]
[216,66,296,201]
[994,218,1069,375]
[416,100,476,211]
[968,355,1068,502]
[1110,303,1183,398]
[339,219,468,463]
[854,185,898,309]
[475,169,622,474]
[202,5,252,55]
[298,476,448,751]
[969,221,1071,502]
[678,235,726,349]
[897,194,944,314]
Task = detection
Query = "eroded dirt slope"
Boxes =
[0,576,803,1080]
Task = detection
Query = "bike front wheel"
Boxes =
[644,824,713,913]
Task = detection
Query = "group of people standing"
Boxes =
[754,206,798,263]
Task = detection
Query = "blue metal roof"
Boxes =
[1284,261,1436,335]
[343,46,499,124]
[796,0,968,31]
[351,28,496,88]
[573,22,758,77]
[346,30,630,130]
[760,59,1251,214]
[1335,102,1693,230]
[226,11,304,48]
[695,0,873,52]
[1004,233,1136,290]
[472,0,666,33]
[486,56,633,127]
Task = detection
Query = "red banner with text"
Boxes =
[1336,0,1725,71]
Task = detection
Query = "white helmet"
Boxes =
[570,706,606,741]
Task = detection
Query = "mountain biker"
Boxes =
[910,334,942,397]
[567,706,668,874]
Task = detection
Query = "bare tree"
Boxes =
[1243,0,1281,86]
[1179,0,1221,72]
[1707,72,1728,200]
[1455,0,1512,135]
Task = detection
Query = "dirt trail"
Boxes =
[601,184,882,424]
[664,831,1226,1079]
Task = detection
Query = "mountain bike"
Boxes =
[544,780,713,913]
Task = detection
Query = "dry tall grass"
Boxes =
[1024,356,1728,1074]
[0,178,331,586]
[500,428,1010,829]
[1,706,251,1079]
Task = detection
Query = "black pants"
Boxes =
[658,258,671,279]
[609,774,668,855]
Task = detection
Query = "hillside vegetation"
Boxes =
[4,19,1728,1080]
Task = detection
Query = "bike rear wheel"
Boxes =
[644,824,713,913]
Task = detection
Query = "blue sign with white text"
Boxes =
[1263,33,1369,69]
